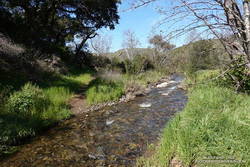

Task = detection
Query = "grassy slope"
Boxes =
[138,70,250,167]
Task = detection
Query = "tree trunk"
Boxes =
[243,0,250,62]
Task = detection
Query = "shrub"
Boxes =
[6,83,48,115]
[221,56,250,92]
[181,40,221,75]
[124,55,153,74]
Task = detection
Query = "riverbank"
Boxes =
[0,74,186,167]
[85,71,170,112]
[0,68,94,157]
[137,70,250,167]
[0,68,167,158]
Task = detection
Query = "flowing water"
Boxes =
[1,75,187,167]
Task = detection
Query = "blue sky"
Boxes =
[98,0,187,52]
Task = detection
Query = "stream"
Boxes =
[1,75,187,167]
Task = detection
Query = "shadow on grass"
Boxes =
[0,67,95,158]
[0,111,54,158]
[0,66,95,93]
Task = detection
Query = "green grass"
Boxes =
[0,68,165,157]
[138,70,250,167]
[85,70,165,105]
[122,70,165,88]
[86,78,124,105]
[0,68,93,157]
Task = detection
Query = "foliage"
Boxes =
[168,39,227,74]
[6,83,48,115]
[83,53,112,71]
[222,56,250,92]
[86,78,124,105]
[0,0,120,53]
[186,40,220,74]
[124,55,153,74]
[149,34,175,52]
[138,71,250,167]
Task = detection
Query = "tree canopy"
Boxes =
[149,35,175,53]
[0,0,120,53]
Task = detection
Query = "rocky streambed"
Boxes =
[1,75,187,167]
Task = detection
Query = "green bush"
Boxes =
[221,56,250,92]
[185,40,221,75]
[6,83,48,115]
[124,55,153,74]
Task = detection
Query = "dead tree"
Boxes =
[90,34,112,57]
[122,30,141,59]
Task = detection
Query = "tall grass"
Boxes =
[138,70,250,167]
[86,78,124,105]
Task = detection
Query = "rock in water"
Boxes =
[162,92,170,96]
[161,86,177,96]
[169,86,177,90]
[169,80,176,84]
[106,120,115,125]
[88,154,97,159]
[156,82,169,88]
[139,103,152,108]
[156,81,176,88]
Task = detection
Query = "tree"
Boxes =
[130,0,250,89]
[0,0,120,54]
[187,40,220,73]
[122,30,141,59]
[149,34,175,52]
[148,34,175,72]
[90,34,112,56]
[131,0,250,62]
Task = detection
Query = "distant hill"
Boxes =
[108,48,154,59]
[109,39,228,60]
